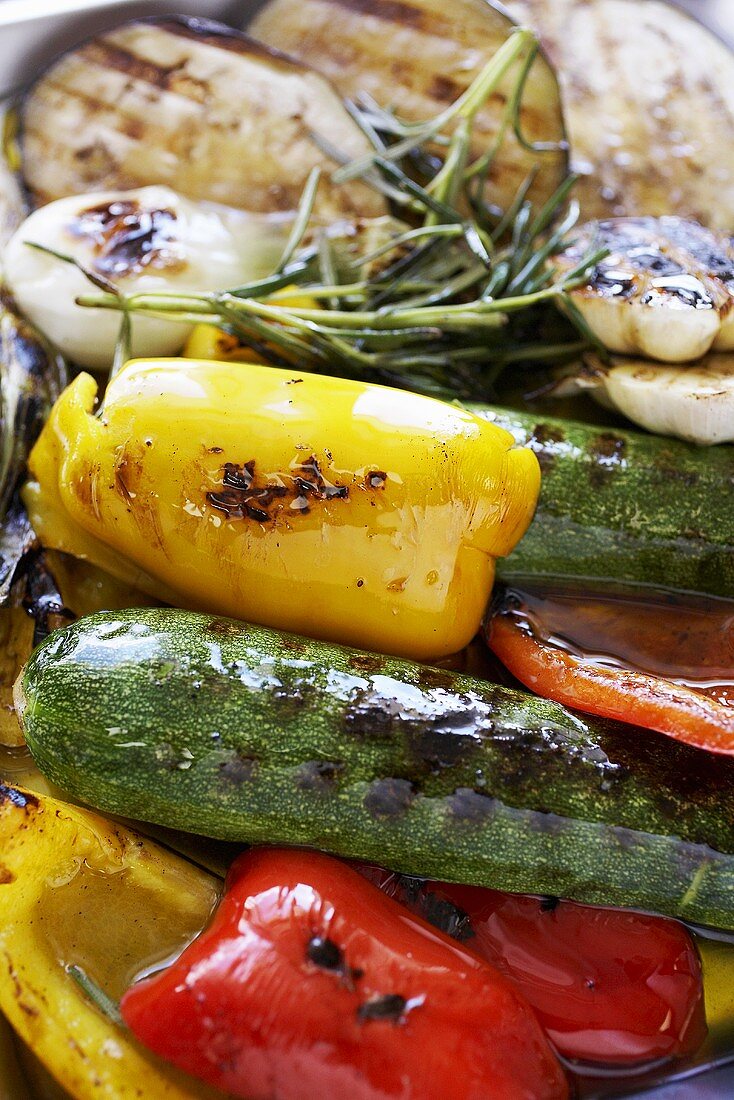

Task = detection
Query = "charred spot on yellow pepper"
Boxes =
[24,359,540,660]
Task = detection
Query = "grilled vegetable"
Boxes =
[561,353,734,446]
[122,849,568,1100]
[0,297,66,609]
[249,0,568,216]
[486,604,734,755]
[477,406,734,599]
[18,607,734,929]
[368,870,706,1066]
[0,783,221,1099]
[0,159,26,259]
[4,186,290,370]
[0,296,65,521]
[505,0,734,232]
[555,217,734,363]
[19,16,386,222]
[0,608,34,747]
[22,360,539,661]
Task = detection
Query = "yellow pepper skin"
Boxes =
[25,360,539,660]
[0,785,220,1099]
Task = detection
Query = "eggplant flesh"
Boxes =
[248,0,569,215]
[506,0,734,233]
[19,16,387,221]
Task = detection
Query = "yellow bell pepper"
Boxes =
[0,784,221,1099]
[24,359,539,660]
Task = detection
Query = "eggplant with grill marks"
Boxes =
[248,0,569,216]
[18,16,387,222]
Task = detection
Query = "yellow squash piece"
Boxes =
[24,360,539,660]
[0,784,222,1099]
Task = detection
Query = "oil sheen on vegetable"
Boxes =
[23,359,539,660]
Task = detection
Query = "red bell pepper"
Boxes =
[486,611,734,754]
[121,848,568,1100]
[362,868,706,1066]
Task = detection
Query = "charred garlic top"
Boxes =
[556,217,734,363]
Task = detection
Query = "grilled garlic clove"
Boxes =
[556,216,734,363]
[3,186,289,371]
[563,353,734,446]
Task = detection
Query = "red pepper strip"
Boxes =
[360,867,706,1067]
[121,848,568,1100]
[486,613,734,754]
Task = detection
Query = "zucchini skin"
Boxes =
[475,406,734,599]
[21,609,734,930]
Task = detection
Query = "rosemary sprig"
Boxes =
[56,26,606,398]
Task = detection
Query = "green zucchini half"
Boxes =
[19,607,734,930]
[480,406,734,600]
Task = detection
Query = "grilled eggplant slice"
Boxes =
[0,300,66,610]
[19,16,386,221]
[249,0,568,215]
[506,0,734,232]
[556,217,734,363]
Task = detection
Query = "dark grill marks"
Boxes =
[206,456,350,523]
[446,787,496,823]
[315,0,425,27]
[0,786,39,811]
[306,936,343,971]
[69,199,183,277]
[561,215,734,310]
[294,760,343,793]
[363,777,416,819]
[305,935,363,989]
[357,993,409,1023]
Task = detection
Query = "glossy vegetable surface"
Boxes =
[479,406,734,599]
[24,360,538,660]
[0,295,66,524]
[0,783,221,1099]
[19,16,386,221]
[18,608,734,928]
[122,847,568,1099]
[4,187,288,370]
[505,0,734,232]
[364,868,707,1066]
[249,0,568,215]
[487,610,734,754]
